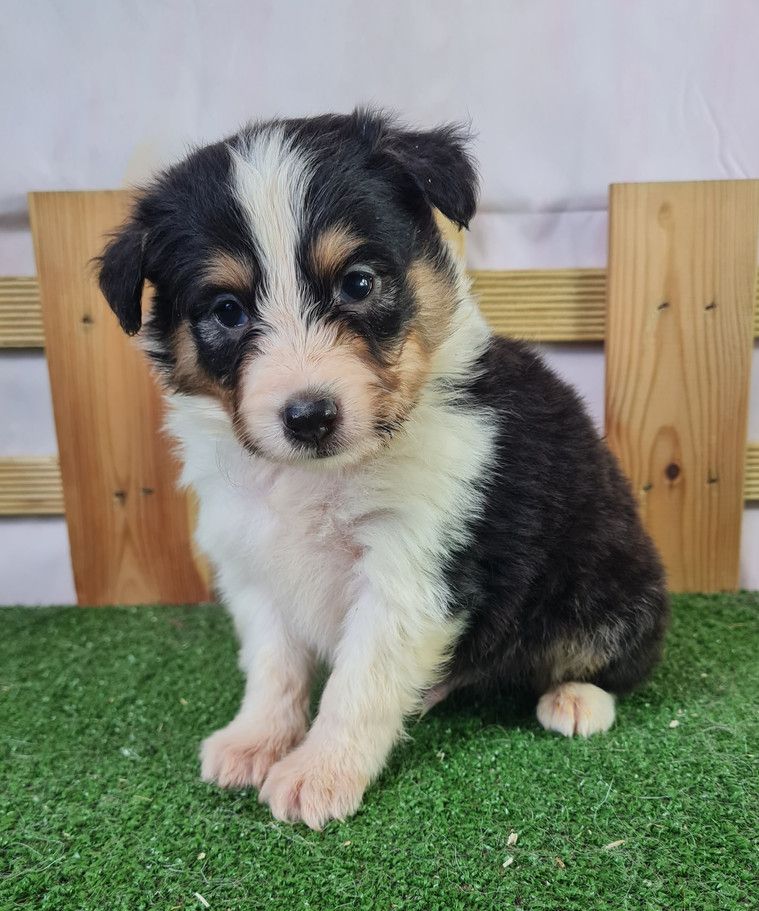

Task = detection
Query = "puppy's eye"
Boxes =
[212,294,248,329]
[340,269,375,304]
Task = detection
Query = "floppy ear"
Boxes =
[384,122,479,229]
[96,220,146,335]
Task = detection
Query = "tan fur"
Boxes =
[204,250,255,291]
[545,638,606,685]
[222,214,462,464]
[365,259,458,431]
[407,259,457,351]
[237,320,386,462]
[309,225,361,276]
[168,323,234,415]
[392,328,433,415]
[369,259,459,428]
[172,323,207,391]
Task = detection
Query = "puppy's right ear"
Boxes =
[97,220,146,335]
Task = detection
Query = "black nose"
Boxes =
[282,396,339,445]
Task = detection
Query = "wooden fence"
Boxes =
[0,181,757,601]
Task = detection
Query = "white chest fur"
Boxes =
[165,381,496,661]
[166,396,361,656]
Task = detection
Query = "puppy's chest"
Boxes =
[256,473,362,570]
[197,463,363,642]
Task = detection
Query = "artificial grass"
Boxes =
[1,595,757,911]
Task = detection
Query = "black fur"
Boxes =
[97,110,471,385]
[443,337,668,696]
[97,220,146,335]
[284,109,478,229]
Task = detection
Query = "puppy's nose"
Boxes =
[282,395,339,445]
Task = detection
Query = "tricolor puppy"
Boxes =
[98,110,668,829]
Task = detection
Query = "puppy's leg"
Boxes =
[537,682,615,737]
[201,589,313,789]
[259,578,461,829]
[535,593,666,738]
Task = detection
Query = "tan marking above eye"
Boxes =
[310,225,362,276]
[203,251,255,291]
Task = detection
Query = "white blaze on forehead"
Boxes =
[229,128,313,331]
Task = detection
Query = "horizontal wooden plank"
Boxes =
[4,270,759,346]
[746,442,759,502]
[472,268,606,341]
[1,445,757,516]
[0,277,45,347]
[475,268,759,341]
[0,456,64,515]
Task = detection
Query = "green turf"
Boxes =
[1,594,757,910]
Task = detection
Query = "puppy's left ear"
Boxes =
[386,123,479,229]
[96,219,146,336]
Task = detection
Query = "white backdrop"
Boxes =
[1,0,757,602]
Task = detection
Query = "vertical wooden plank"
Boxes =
[29,191,210,606]
[605,180,759,592]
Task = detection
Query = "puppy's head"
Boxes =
[98,110,478,466]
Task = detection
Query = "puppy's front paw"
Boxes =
[201,718,305,790]
[258,744,368,830]
[537,682,615,737]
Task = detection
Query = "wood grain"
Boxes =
[605,181,759,592]
[746,443,759,502]
[29,191,210,606]
[472,268,607,341]
[5,268,759,345]
[3,443,758,515]
[0,456,64,515]
[0,277,45,347]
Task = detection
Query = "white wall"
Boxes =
[1,0,757,602]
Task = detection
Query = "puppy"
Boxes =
[98,110,668,829]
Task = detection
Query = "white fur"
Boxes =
[536,682,616,737]
[230,131,339,462]
[166,274,496,826]
[162,129,502,825]
[230,128,311,315]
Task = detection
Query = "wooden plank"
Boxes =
[4,268,759,345]
[472,268,607,341]
[29,191,210,606]
[474,268,759,340]
[746,443,759,502]
[0,277,45,347]
[0,456,64,515]
[605,180,759,593]
[3,442,757,516]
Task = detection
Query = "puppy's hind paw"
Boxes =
[537,682,615,738]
